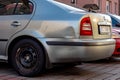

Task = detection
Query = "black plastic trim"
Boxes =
[0,39,8,41]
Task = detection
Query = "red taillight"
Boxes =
[80,17,93,36]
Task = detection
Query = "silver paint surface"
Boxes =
[0,0,115,66]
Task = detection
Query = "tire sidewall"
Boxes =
[11,39,45,76]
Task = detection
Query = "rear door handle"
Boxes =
[11,21,21,27]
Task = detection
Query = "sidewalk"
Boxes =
[0,58,120,80]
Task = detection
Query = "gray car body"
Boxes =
[0,0,115,68]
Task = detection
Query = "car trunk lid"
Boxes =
[80,13,112,39]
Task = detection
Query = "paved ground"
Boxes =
[1,58,120,80]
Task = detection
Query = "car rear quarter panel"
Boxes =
[26,20,80,39]
[25,0,86,39]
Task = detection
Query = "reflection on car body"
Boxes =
[108,14,120,56]
[0,0,115,77]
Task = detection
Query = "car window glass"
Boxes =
[111,17,119,27]
[0,0,33,15]
[112,15,120,20]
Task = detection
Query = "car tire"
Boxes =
[11,39,45,77]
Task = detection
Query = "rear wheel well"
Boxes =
[8,36,46,64]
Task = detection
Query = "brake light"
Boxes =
[80,17,93,36]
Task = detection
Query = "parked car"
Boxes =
[0,0,115,76]
[108,14,120,56]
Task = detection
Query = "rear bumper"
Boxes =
[42,38,115,63]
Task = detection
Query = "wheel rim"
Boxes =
[16,45,38,68]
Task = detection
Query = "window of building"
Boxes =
[71,0,77,5]
[115,2,117,14]
[98,0,101,9]
[106,0,111,13]
[0,0,33,15]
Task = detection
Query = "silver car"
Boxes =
[0,0,115,76]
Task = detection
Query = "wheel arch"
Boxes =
[8,35,51,68]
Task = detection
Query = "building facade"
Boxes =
[119,0,120,15]
[56,0,119,15]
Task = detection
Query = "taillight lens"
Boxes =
[80,17,93,36]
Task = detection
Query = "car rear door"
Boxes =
[0,0,34,55]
